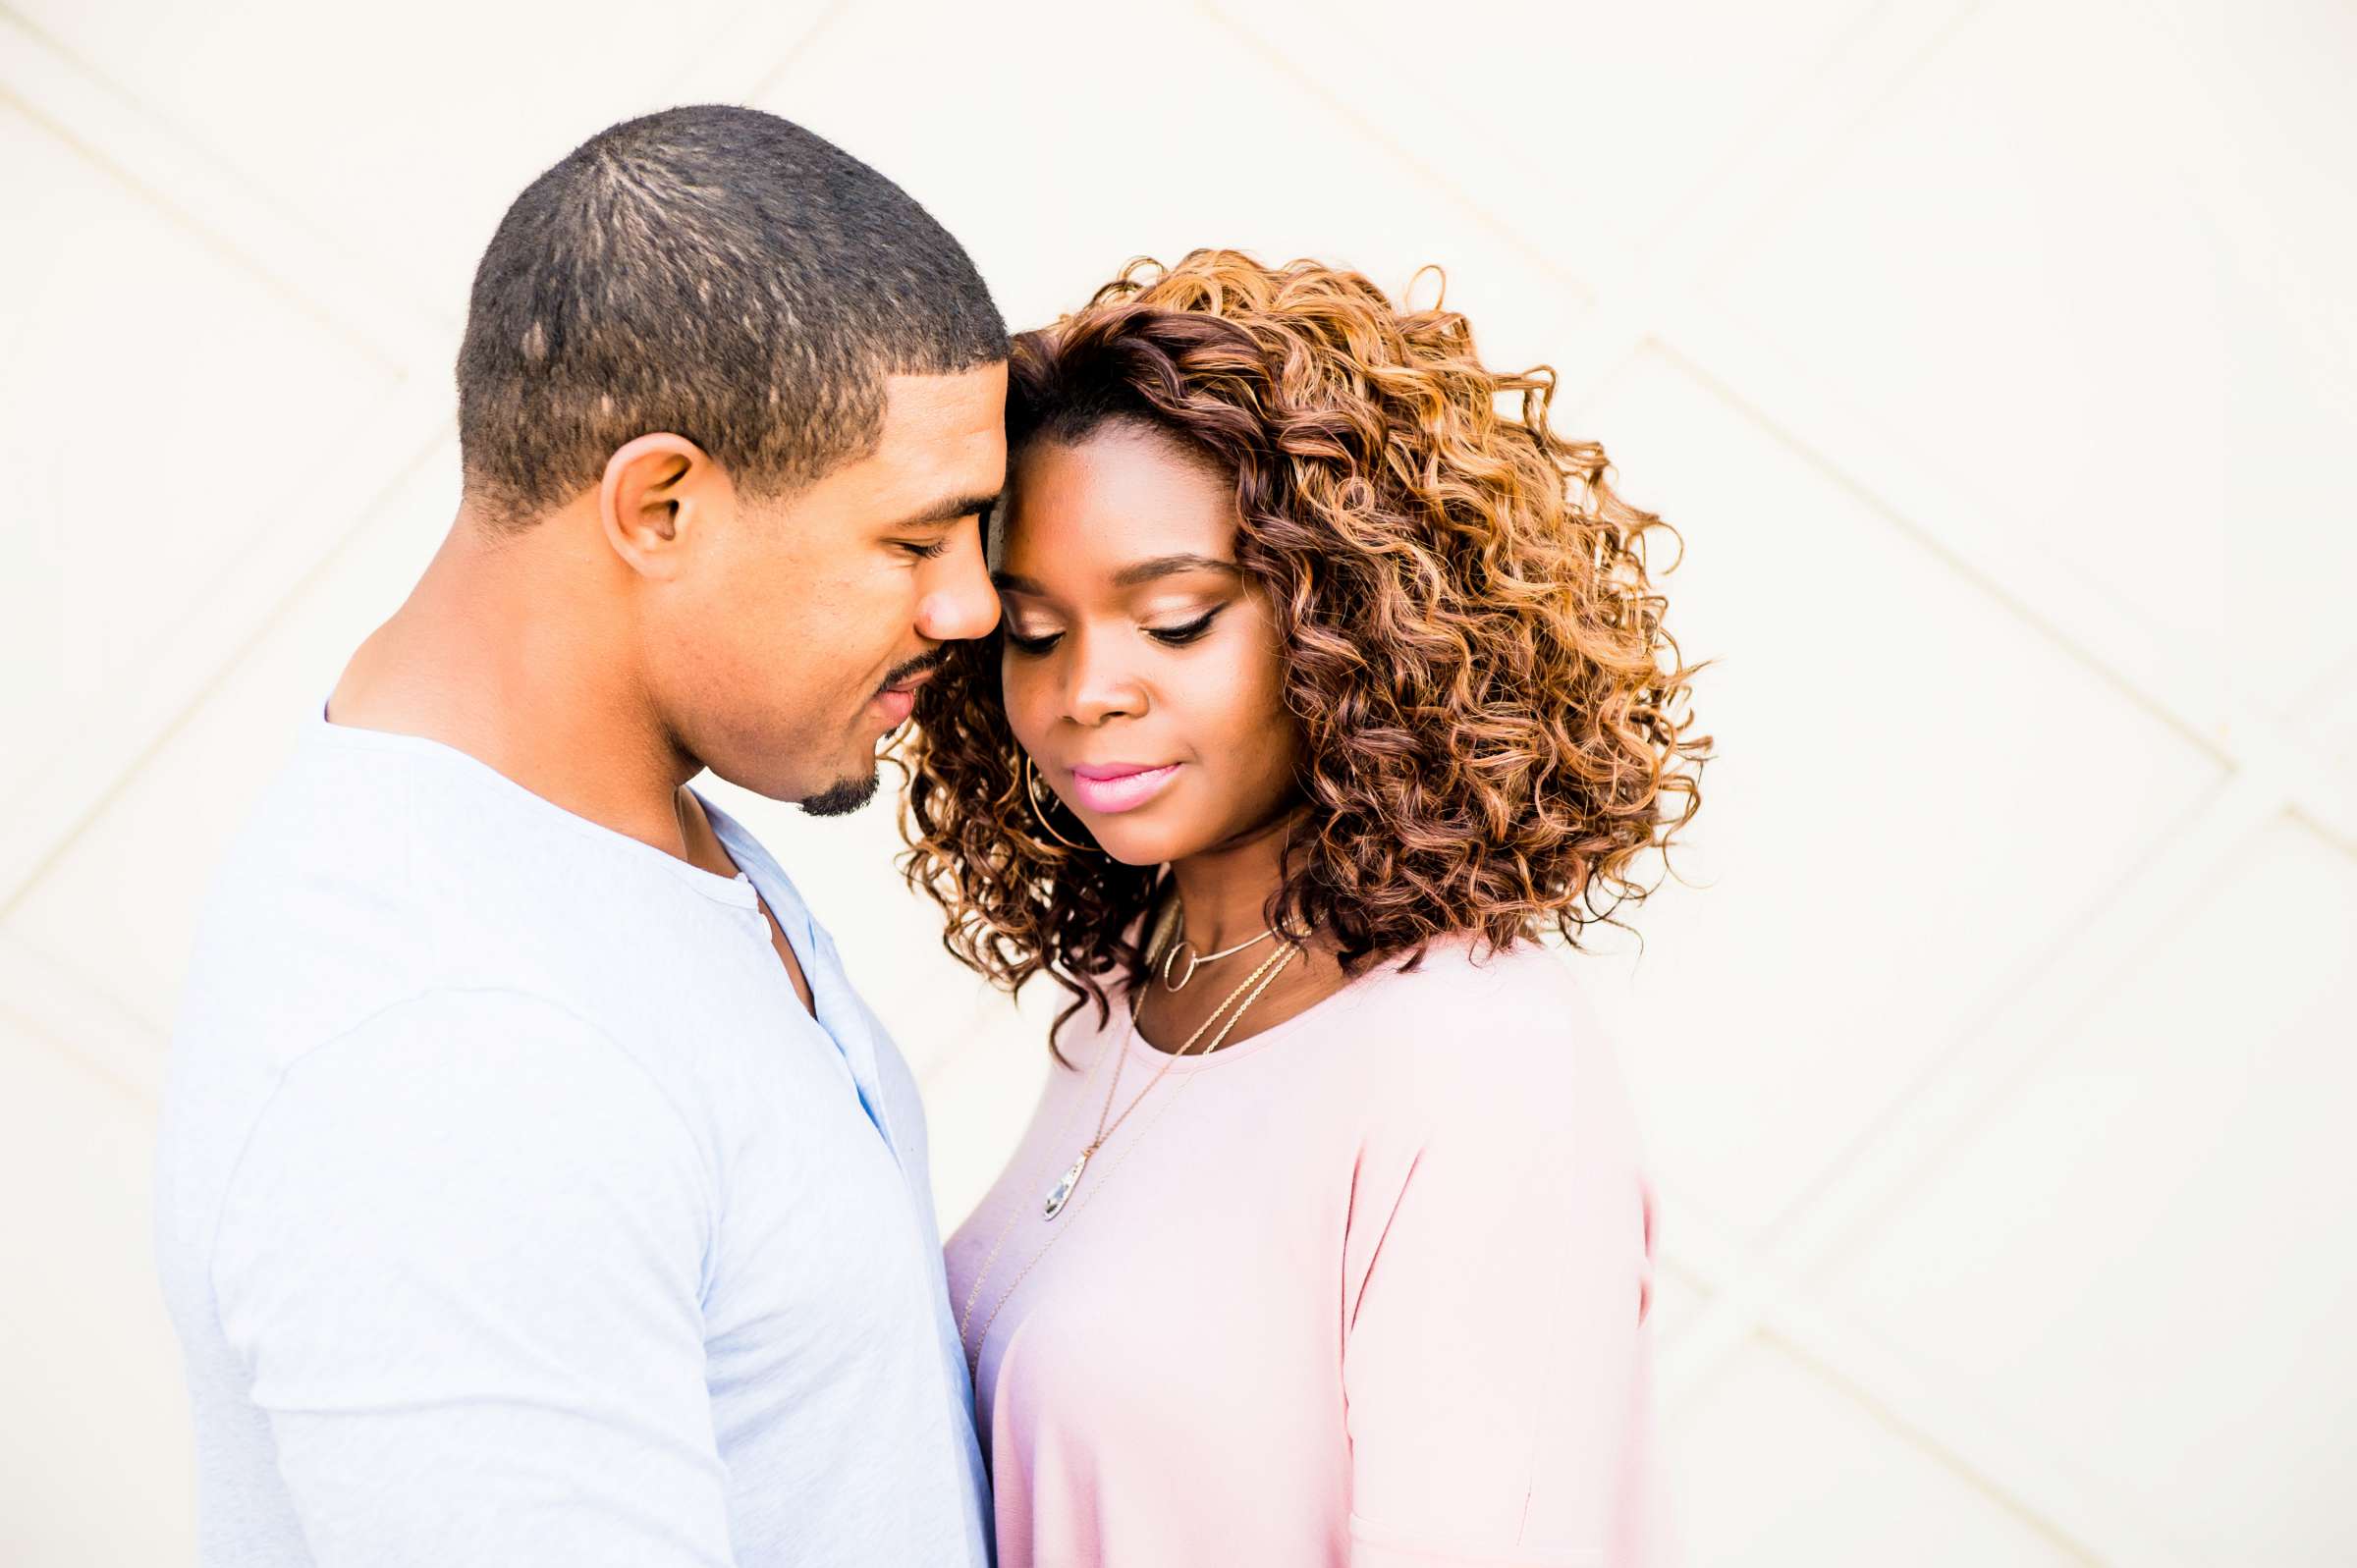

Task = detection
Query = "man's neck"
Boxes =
[326,511,702,866]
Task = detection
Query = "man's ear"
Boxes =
[598,433,723,579]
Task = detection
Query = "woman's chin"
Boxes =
[1078,816,1191,869]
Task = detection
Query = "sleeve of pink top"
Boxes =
[1341,1035,1658,1568]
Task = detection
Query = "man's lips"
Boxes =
[871,661,940,725]
[1067,761,1181,815]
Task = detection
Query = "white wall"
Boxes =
[3,2,2352,1562]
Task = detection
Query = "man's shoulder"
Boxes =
[284,988,688,1124]
[203,986,721,1321]
[238,988,718,1205]
[180,727,688,1066]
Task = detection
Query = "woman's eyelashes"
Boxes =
[1002,607,1223,658]
[1144,608,1221,646]
[1003,626,1062,655]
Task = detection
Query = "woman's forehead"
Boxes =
[1000,433,1238,580]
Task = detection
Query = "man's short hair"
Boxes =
[457,105,1007,520]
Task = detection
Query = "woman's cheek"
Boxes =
[1224,635,1290,752]
[1000,660,1050,753]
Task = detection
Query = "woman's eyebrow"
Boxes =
[1110,554,1240,588]
[992,556,1239,596]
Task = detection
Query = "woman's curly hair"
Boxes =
[899,249,1709,1051]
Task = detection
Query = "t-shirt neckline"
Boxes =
[304,702,761,909]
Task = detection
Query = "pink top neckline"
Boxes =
[1113,948,1394,1072]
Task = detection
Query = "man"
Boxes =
[154,105,1007,1567]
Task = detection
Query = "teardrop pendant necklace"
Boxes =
[959,915,1298,1369]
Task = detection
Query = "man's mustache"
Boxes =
[876,650,949,695]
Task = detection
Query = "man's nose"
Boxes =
[914,526,1000,643]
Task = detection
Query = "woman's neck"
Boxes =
[1132,804,1352,1056]
[1165,807,1297,951]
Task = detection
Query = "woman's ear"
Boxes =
[598,432,723,579]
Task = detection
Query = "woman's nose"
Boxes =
[1065,637,1146,727]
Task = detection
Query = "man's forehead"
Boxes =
[815,363,1007,518]
[878,362,1009,436]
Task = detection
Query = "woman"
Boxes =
[902,250,1706,1567]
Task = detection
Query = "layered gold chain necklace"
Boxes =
[957,903,1299,1368]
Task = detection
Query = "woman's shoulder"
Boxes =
[1338,934,1617,1112]
[1335,935,1648,1217]
[1348,933,1601,1039]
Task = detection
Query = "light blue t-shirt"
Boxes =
[154,712,992,1567]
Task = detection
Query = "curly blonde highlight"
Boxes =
[899,250,1709,1051]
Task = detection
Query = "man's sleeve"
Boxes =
[210,988,737,1568]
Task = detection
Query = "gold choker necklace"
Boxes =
[1159,922,1280,992]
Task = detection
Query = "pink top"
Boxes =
[947,937,1670,1567]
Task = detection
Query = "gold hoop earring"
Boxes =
[1023,753,1099,854]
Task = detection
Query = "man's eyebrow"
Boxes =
[1111,553,1240,588]
[884,492,1002,533]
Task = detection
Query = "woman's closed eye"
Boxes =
[1145,608,1221,647]
[1004,625,1063,655]
[1004,608,1223,657]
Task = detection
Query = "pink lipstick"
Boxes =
[1068,761,1180,815]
